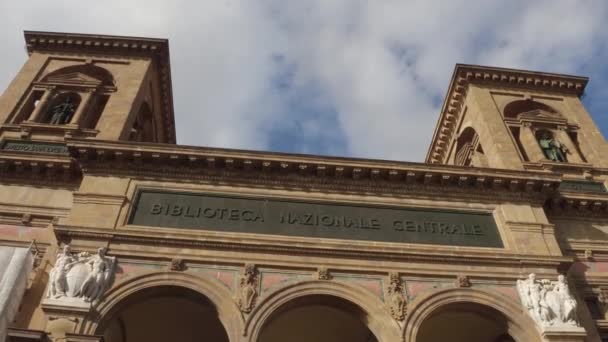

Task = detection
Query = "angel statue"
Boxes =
[78,247,116,302]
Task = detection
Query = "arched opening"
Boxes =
[129,102,156,142]
[417,302,514,342]
[454,127,485,167]
[97,285,229,342]
[258,294,378,342]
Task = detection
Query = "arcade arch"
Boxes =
[247,280,401,342]
[404,288,540,342]
[99,285,229,342]
[80,271,244,342]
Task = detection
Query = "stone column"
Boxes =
[69,89,95,126]
[519,123,545,162]
[27,87,54,122]
[554,126,584,164]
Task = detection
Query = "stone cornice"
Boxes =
[425,64,589,164]
[23,31,176,144]
[53,224,572,268]
[547,195,608,217]
[66,138,560,202]
[0,151,80,186]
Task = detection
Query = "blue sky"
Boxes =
[0,0,606,161]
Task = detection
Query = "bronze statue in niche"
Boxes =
[48,97,76,125]
[538,131,568,162]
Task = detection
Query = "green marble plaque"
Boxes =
[129,189,504,248]
[1,141,68,154]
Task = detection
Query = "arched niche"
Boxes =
[501,99,585,163]
[404,288,540,342]
[454,126,486,167]
[42,91,81,125]
[80,271,244,342]
[246,280,401,342]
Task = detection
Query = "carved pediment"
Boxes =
[518,109,567,126]
[45,72,103,87]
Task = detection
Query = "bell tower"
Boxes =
[0,31,175,145]
[426,64,608,177]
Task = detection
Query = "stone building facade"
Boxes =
[0,31,607,342]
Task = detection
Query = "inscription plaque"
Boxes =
[129,190,504,248]
[1,140,68,154]
[559,180,607,193]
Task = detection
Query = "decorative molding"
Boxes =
[426,64,588,164]
[236,263,258,314]
[385,272,406,321]
[456,274,472,288]
[168,258,186,271]
[316,267,332,280]
[72,192,126,206]
[52,224,572,268]
[65,139,562,204]
[0,153,80,186]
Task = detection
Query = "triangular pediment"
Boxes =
[517,109,567,126]
[45,72,103,86]
[519,109,562,119]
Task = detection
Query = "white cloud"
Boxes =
[0,0,606,161]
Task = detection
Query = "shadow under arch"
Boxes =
[503,99,560,118]
[80,271,244,342]
[403,287,540,342]
[246,279,401,342]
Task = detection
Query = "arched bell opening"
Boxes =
[416,302,514,342]
[257,294,378,342]
[96,285,229,342]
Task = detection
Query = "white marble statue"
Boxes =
[517,273,579,328]
[47,245,76,298]
[46,245,115,304]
